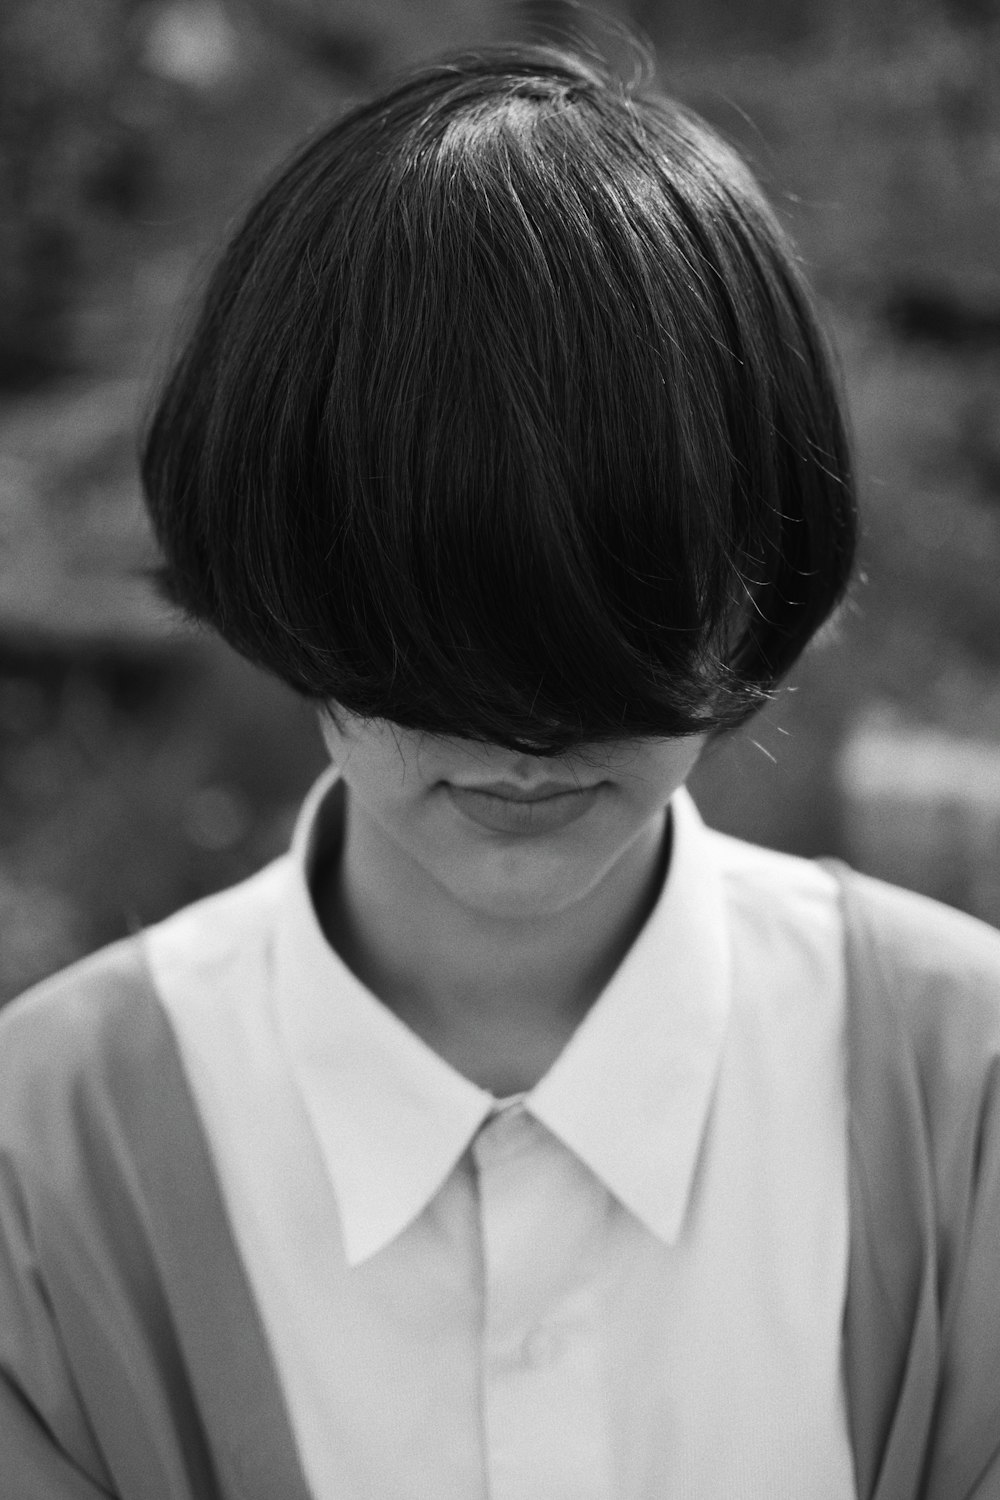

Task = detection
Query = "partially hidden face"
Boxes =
[319,710,707,921]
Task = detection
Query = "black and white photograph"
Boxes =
[1,1,999,1495]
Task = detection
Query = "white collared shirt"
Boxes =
[147,769,858,1499]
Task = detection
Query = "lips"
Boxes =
[454,780,586,802]
[445,780,603,835]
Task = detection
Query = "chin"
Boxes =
[439,858,595,922]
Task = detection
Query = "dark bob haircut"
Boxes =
[141,38,857,755]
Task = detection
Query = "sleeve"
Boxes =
[0,1379,115,1499]
[0,933,310,1500]
[923,1054,1000,1499]
[837,868,1000,1500]
[0,1156,117,1498]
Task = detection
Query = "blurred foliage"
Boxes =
[3,0,1000,1001]
[0,648,325,999]
[0,0,167,384]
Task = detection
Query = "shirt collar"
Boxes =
[273,767,731,1264]
[273,768,494,1266]
[528,783,732,1245]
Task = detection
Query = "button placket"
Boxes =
[474,1113,615,1500]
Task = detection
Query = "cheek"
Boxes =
[619,742,706,807]
[320,714,428,803]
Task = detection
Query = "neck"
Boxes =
[315,794,671,1095]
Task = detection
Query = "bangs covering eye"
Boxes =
[141,38,856,753]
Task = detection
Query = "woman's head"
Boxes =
[141,38,857,756]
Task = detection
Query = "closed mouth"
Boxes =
[448,781,592,803]
[444,780,605,836]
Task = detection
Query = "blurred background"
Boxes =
[2,0,1000,1004]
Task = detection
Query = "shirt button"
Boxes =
[521,1325,564,1368]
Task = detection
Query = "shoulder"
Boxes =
[706,826,839,909]
[834,865,1000,1062]
[703,826,843,974]
[706,824,1000,1045]
[0,936,156,1157]
[831,871,1000,1497]
[0,870,300,1496]
[0,858,288,1177]
[831,866,1000,1260]
[704,826,1000,1096]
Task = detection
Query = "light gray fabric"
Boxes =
[0,940,311,1500]
[831,865,1000,1500]
[0,865,998,1498]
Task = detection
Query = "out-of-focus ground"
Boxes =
[2,0,1000,1003]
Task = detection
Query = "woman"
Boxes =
[1,36,998,1499]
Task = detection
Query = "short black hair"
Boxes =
[141,37,857,755]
